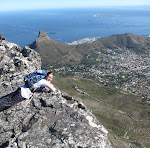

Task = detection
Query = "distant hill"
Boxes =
[92,33,150,53]
[28,31,150,68]
[76,33,150,53]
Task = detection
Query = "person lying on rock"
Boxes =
[0,71,56,112]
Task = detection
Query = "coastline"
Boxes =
[67,37,98,45]
[66,34,150,46]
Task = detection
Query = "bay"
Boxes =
[0,7,150,47]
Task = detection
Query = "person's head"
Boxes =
[45,71,54,82]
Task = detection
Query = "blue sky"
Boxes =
[0,0,150,11]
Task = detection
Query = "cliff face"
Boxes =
[0,35,112,148]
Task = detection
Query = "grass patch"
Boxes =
[95,113,127,137]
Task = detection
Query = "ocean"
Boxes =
[0,7,150,48]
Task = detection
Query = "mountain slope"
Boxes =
[0,35,113,148]
[53,75,150,148]
[93,33,150,52]
[76,33,150,53]
[28,32,150,68]
[29,31,83,68]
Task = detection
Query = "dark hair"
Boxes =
[45,71,54,79]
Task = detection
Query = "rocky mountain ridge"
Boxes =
[0,36,41,96]
[0,34,113,148]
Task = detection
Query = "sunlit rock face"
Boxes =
[0,91,113,148]
[0,35,41,97]
[0,34,113,148]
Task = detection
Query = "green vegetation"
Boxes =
[53,74,150,147]
[96,58,102,62]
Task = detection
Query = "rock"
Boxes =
[21,46,32,57]
[0,91,112,148]
[0,35,113,148]
[0,39,41,97]
[38,30,49,38]
[0,34,5,40]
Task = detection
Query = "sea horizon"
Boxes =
[0,6,150,47]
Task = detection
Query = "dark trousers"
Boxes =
[0,88,25,112]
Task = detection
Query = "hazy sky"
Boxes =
[0,0,150,11]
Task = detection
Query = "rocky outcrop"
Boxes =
[0,91,112,148]
[38,30,50,39]
[0,34,5,40]
[0,37,41,97]
[0,35,113,148]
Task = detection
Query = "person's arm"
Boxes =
[46,83,56,92]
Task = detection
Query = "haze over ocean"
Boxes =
[0,7,150,47]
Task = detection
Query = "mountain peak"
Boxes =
[38,30,49,38]
[0,34,6,40]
